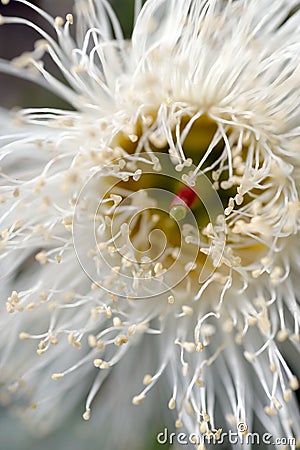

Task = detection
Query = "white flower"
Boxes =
[0,0,300,448]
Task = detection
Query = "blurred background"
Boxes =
[0,0,139,108]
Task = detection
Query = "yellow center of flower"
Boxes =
[91,108,291,297]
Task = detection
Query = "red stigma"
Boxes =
[171,185,197,208]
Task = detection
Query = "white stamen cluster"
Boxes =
[0,0,300,448]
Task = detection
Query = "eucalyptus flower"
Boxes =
[0,0,300,449]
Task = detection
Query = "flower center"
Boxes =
[74,108,296,298]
